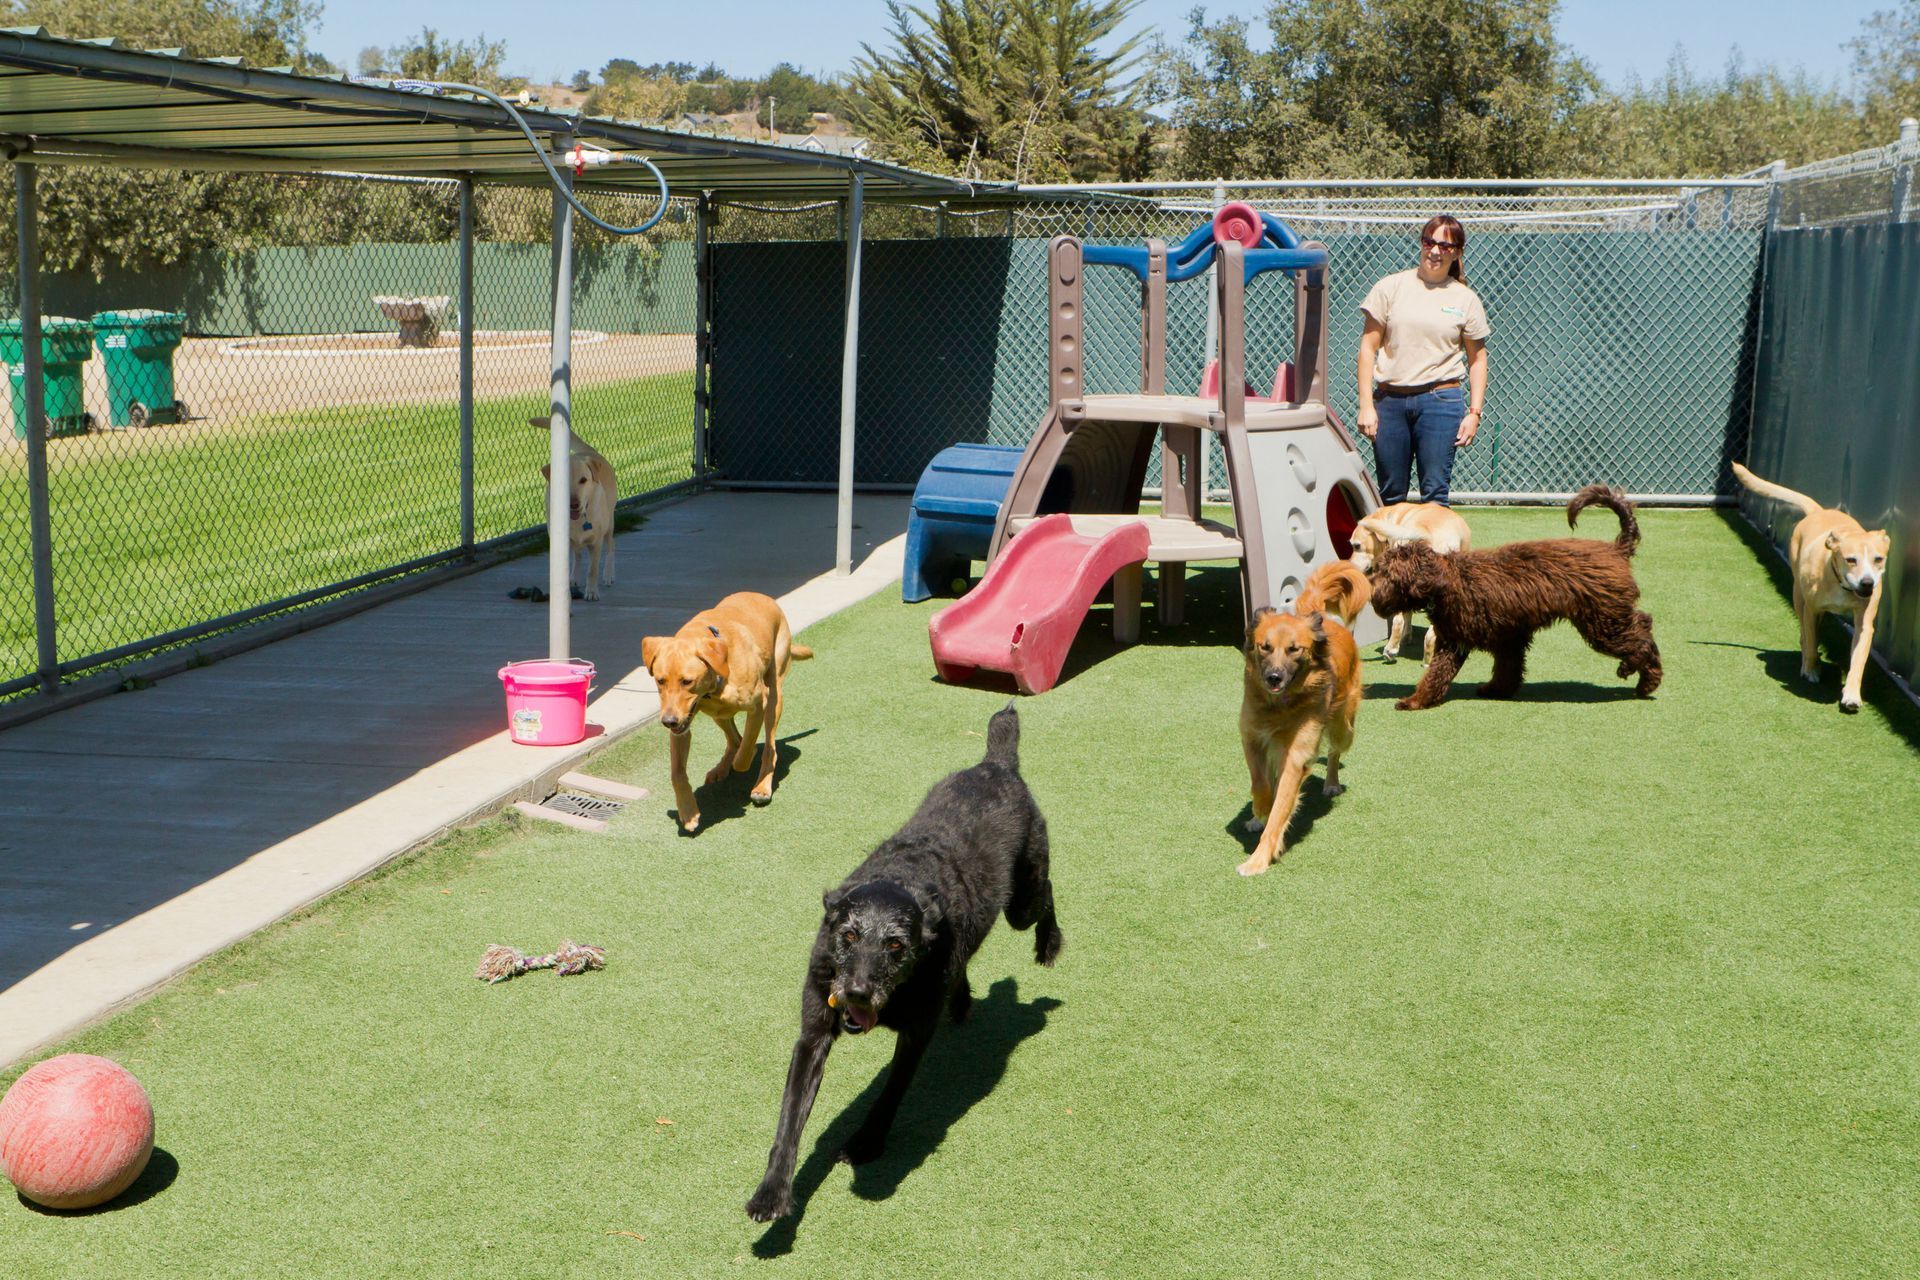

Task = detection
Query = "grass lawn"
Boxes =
[2,507,1916,1277]
[0,370,692,683]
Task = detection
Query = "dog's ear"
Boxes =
[908,885,945,938]
[821,886,848,917]
[1826,530,1844,551]
[1246,606,1276,651]
[640,636,661,671]
[1306,610,1329,655]
[696,630,730,684]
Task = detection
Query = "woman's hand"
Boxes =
[1456,410,1481,447]
[1357,404,1379,440]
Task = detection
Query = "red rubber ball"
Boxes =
[0,1054,155,1210]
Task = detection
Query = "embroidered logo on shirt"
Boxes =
[1441,305,1465,317]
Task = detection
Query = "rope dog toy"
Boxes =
[475,940,606,984]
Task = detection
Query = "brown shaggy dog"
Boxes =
[1366,484,1662,710]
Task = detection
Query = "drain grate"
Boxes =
[542,792,625,820]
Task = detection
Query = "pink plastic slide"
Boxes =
[927,513,1151,695]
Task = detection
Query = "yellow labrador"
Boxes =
[531,416,617,600]
[1350,503,1473,663]
[641,592,813,834]
[1733,463,1891,713]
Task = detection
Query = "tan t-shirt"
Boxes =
[1360,269,1491,387]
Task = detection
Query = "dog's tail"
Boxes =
[985,701,1020,768]
[790,644,814,661]
[1730,461,1822,518]
[1567,484,1641,557]
[1294,559,1372,625]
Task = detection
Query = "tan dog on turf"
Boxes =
[1350,503,1472,665]
[1733,462,1891,713]
[642,592,813,833]
[1237,561,1368,877]
[531,416,617,601]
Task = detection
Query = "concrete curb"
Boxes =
[0,535,908,1069]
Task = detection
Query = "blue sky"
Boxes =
[312,0,1886,93]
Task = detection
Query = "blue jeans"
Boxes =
[1372,385,1467,506]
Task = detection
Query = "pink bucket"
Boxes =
[498,659,595,746]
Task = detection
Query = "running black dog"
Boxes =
[745,704,1063,1222]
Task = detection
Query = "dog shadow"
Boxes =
[751,978,1061,1257]
[667,730,816,835]
[1363,677,1642,705]
[1227,776,1337,857]
[1694,640,1836,705]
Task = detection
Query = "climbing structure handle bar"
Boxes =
[1080,214,1324,284]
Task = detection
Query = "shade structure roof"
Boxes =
[0,27,1005,203]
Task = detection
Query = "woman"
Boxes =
[1355,215,1490,507]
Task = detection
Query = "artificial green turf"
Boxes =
[3,508,1917,1277]
[0,370,692,680]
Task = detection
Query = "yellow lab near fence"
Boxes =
[1732,462,1890,713]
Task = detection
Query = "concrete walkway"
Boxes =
[0,491,911,1068]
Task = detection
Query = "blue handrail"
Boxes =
[1078,211,1325,284]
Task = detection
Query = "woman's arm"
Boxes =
[1457,336,1487,446]
[1356,316,1386,439]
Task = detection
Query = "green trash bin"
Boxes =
[1,316,95,440]
[91,309,187,428]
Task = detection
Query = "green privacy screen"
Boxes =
[1743,222,1920,689]
[31,241,693,338]
[709,231,1763,495]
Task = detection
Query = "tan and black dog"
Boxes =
[641,592,811,833]
[1733,462,1891,713]
[1237,561,1368,877]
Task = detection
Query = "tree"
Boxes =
[1157,0,1598,179]
[587,74,688,122]
[0,0,326,277]
[387,27,522,93]
[570,68,592,93]
[355,45,385,77]
[1556,54,1873,176]
[3,0,323,66]
[1851,0,1920,137]
[846,0,1152,182]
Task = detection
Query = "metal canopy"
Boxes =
[0,27,1002,203]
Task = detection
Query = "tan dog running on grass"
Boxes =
[642,592,813,833]
[531,416,617,600]
[1732,462,1891,713]
[1237,561,1369,877]
[1349,502,1472,665]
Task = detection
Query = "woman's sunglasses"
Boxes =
[1420,235,1460,252]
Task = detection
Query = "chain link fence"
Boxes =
[1770,121,1920,229]
[0,171,697,704]
[1743,120,1920,695]
[709,182,1767,502]
[8,139,1911,706]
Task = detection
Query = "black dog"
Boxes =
[745,704,1063,1222]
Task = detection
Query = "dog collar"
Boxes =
[582,522,592,530]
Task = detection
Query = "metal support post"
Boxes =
[836,173,865,576]
[1764,160,1786,232]
[548,140,575,660]
[692,192,714,476]
[1893,118,1918,223]
[16,163,56,694]
[458,175,476,554]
